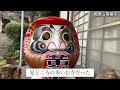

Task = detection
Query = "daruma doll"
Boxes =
[23,16,80,79]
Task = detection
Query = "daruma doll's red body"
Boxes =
[23,16,80,79]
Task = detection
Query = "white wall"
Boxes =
[0,17,2,33]
[60,11,68,19]
[69,11,72,21]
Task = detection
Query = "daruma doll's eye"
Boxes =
[62,33,70,42]
[42,32,51,40]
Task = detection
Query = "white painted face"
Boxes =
[30,24,75,54]
[46,25,66,50]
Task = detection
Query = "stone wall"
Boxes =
[0,33,11,56]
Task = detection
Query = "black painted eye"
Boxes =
[62,33,69,42]
[42,32,51,40]
[33,26,51,41]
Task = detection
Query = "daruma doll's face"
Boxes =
[23,16,80,68]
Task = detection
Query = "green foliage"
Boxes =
[0,61,6,66]
[3,22,29,60]
[40,11,58,17]
[34,11,59,20]
[5,40,20,52]
[22,60,26,66]
[5,22,28,40]
[3,40,20,59]
[0,56,3,61]
[14,50,20,60]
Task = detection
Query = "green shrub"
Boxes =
[0,56,3,61]
[14,50,20,60]
[3,22,29,60]
[4,39,20,52]
[22,60,26,66]
[40,11,58,17]
[3,39,20,59]
[34,11,59,20]
[5,22,28,40]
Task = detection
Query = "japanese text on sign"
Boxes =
[26,69,94,77]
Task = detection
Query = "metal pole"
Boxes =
[19,11,24,67]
